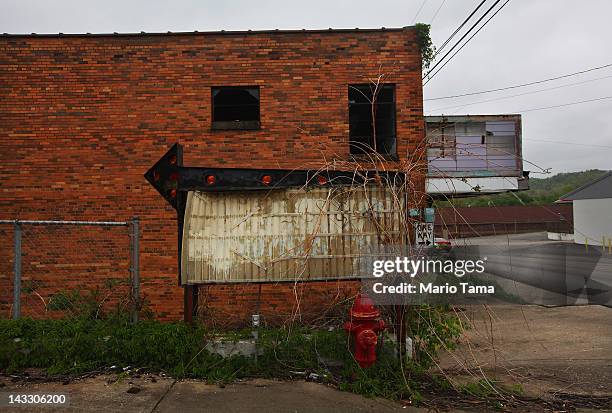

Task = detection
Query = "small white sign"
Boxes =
[415,222,434,246]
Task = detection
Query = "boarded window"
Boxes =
[181,186,406,284]
[212,86,260,130]
[427,122,457,159]
[349,84,396,157]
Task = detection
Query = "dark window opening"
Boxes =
[212,86,260,130]
[348,84,396,156]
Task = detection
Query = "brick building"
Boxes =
[0,28,425,323]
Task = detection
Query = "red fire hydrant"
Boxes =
[344,294,385,368]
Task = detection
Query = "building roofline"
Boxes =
[0,26,414,39]
[558,171,612,202]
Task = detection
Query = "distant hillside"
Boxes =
[436,169,610,207]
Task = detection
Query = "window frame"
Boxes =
[211,85,261,131]
[348,83,398,159]
[427,122,457,160]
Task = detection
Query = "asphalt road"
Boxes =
[451,232,612,306]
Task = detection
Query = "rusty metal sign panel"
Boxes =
[181,186,406,284]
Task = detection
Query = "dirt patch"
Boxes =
[435,305,612,410]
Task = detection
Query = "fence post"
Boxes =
[13,220,22,320]
[130,217,140,324]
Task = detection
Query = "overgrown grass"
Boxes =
[0,311,462,402]
[1,317,205,376]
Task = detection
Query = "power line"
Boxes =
[413,0,429,23]
[423,0,504,81]
[423,0,510,85]
[435,0,488,56]
[525,138,612,149]
[424,0,510,85]
[430,0,447,24]
[427,74,612,113]
[425,62,612,101]
[519,95,612,112]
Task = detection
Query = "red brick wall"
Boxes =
[0,29,424,321]
[199,280,362,328]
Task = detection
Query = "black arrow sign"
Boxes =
[143,143,408,289]
[144,144,406,210]
[144,143,183,209]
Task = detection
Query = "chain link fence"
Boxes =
[0,218,140,322]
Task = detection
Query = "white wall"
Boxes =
[573,198,612,246]
[426,176,520,195]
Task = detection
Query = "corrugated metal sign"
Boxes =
[181,186,406,284]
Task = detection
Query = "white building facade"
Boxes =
[559,172,612,246]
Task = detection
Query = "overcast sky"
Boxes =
[2,0,611,174]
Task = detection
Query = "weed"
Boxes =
[461,378,499,397]
[0,312,464,403]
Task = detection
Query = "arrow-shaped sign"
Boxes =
[143,143,409,290]
[144,143,183,209]
[144,144,406,210]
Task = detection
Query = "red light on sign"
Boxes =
[169,171,179,181]
[317,175,327,185]
[206,175,216,185]
[168,155,177,165]
[261,175,272,185]
[169,189,177,198]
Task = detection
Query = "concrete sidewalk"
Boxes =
[1,376,410,413]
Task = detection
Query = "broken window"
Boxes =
[212,86,260,130]
[348,84,396,156]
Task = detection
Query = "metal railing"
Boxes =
[0,217,140,323]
